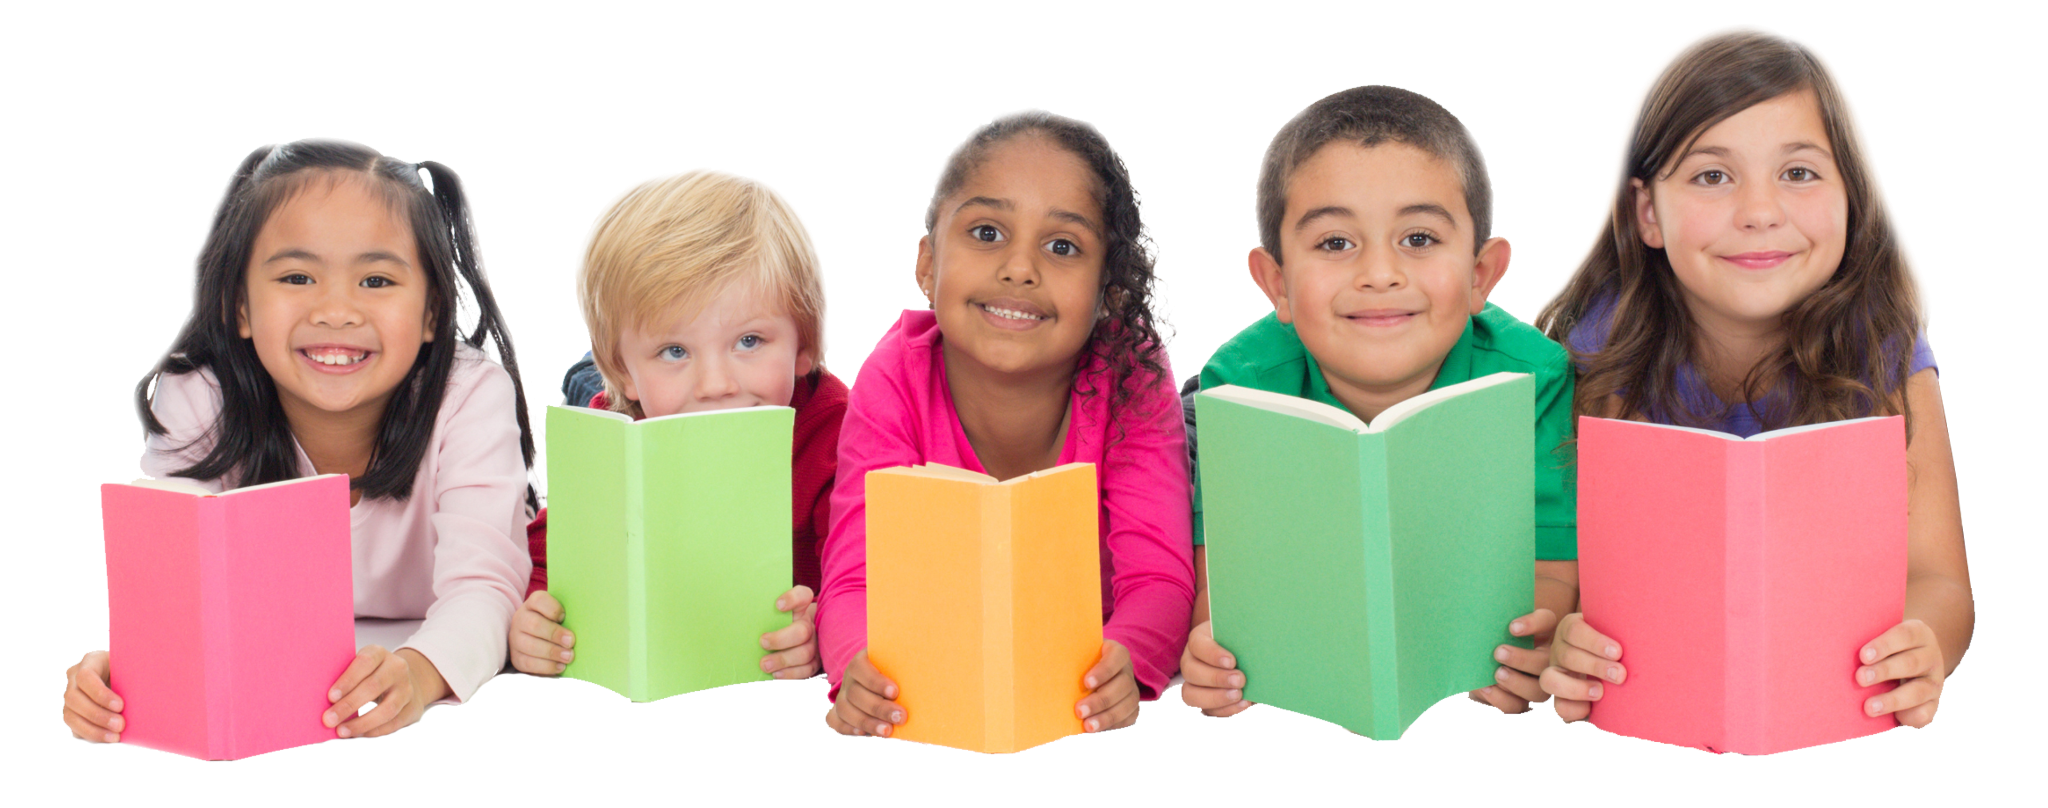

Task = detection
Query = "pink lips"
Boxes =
[1344,309,1418,327]
[297,344,374,374]
[1721,251,1794,270]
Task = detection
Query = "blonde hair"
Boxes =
[581,171,825,418]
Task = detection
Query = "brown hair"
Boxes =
[1535,32,1921,433]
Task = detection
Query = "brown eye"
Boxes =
[1401,233,1438,249]
[1318,236,1353,252]
[1783,167,1819,182]
[1045,238,1079,257]
[970,224,1003,243]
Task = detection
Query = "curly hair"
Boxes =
[1536,32,1921,435]
[924,111,1168,417]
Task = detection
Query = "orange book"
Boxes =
[866,462,1102,754]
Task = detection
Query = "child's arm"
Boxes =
[1092,363,1198,705]
[62,651,122,743]
[1859,369,1971,727]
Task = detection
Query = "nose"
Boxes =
[1354,242,1406,291]
[1735,178,1785,231]
[694,354,741,402]
[311,282,363,328]
[996,242,1041,288]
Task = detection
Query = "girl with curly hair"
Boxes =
[815,112,1193,739]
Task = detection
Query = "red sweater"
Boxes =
[525,369,849,597]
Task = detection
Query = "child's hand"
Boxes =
[1858,618,1946,727]
[825,650,904,737]
[1469,609,1557,714]
[62,651,123,743]
[509,590,574,675]
[323,645,446,739]
[1180,621,1253,717]
[1078,639,1139,733]
[1537,612,1625,722]
[760,585,819,679]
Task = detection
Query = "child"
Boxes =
[1178,86,1579,719]
[816,112,1195,737]
[509,171,844,681]
[1535,32,1971,728]
[62,140,536,742]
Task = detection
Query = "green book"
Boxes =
[1195,372,1535,739]
[546,404,794,702]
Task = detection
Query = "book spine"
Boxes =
[197,496,232,760]
[626,428,648,702]
[982,485,1015,753]
[1724,443,1768,751]
[1358,435,1400,740]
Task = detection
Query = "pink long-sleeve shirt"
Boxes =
[142,345,531,702]
[817,310,1195,700]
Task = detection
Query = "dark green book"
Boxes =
[1195,372,1534,739]
[546,404,793,702]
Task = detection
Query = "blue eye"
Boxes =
[970,224,1003,243]
[737,334,763,350]
[660,345,687,361]
[1046,238,1079,257]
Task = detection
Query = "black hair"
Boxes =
[1257,85,1493,261]
[925,111,1168,415]
[137,140,535,505]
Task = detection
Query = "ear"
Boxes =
[422,304,436,343]
[915,235,937,308]
[237,298,251,339]
[610,343,641,404]
[1468,237,1512,314]
[795,347,817,378]
[1248,247,1294,324]
[1631,178,1665,250]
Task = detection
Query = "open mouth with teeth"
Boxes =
[980,303,1047,321]
[301,347,371,366]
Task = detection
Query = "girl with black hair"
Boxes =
[63,140,536,742]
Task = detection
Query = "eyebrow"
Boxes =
[1679,142,1835,163]
[956,196,1102,236]
[261,248,410,267]
[1293,203,1458,231]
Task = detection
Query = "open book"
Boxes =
[866,462,1102,753]
[1579,415,1906,754]
[101,474,355,760]
[1195,372,1535,739]
[546,404,794,702]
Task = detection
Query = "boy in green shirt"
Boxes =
[1180,85,1578,719]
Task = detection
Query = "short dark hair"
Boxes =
[1257,85,1492,261]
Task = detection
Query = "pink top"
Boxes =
[142,345,531,702]
[817,310,1195,699]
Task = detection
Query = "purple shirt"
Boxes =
[1567,296,1936,437]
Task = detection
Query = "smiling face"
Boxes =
[1635,89,1848,335]
[612,279,812,417]
[240,173,431,423]
[916,135,1105,380]
[1251,141,1508,420]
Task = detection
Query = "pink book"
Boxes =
[101,474,356,760]
[1577,416,1906,755]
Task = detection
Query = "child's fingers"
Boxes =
[69,652,121,713]
[1179,644,1244,690]
[1509,609,1558,639]
[1858,618,1934,666]
[1552,641,1626,684]
[1077,664,1138,725]
[513,603,571,647]
[1185,622,1237,670]
[1895,697,1939,729]
[1553,696,1592,723]
[1083,681,1140,732]
[844,652,900,702]
[1865,676,1939,721]
[338,674,410,740]
[324,646,389,729]
[64,704,121,743]
[1493,664,1549,705]
[830,687,899,737]
[1082,640,1132,692]
[509,630,571,675]
[760,618,814,654]
[524,590,566,624]
[761,642,819,678]
[1468,685,1530,714]
[1857,643,1941,689]
[776,585,815,614]
[824,703,870,736]
[1201,698,1256,718]
[1555,613,1622,663]
[1494,643,1551,677]
[1539,666,1604,705]
[62,681,124,742]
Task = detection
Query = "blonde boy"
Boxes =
[510,172,848,679]
[1180,86,1578,717]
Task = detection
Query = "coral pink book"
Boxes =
[1578,416,1906,755]
[100,474,356,760]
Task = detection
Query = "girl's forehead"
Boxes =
[950,136,1103,216]
[1679,90,1835,165]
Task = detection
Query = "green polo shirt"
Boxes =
[1190,302,1578,560]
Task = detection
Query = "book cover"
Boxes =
[1579,415,1906,754]
[101,474,355,760]
[1196,372,1535,739]
[866,462,1102,754]
[547,404,795,702]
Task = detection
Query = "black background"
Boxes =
[51,22,1998,773]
